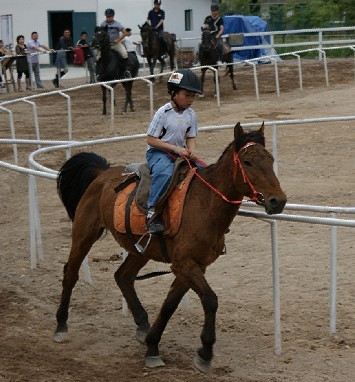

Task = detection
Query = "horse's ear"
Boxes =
[234,122,244,141]
[258,121,265,136]
[138,24,141,30]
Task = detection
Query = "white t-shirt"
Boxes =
[147,102,198,150]
[123,36,135,52]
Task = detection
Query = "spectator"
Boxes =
[27,32,53,89]
[122,28,138,57]
[100,8,131,78]
[145,69,202,233]
[0,40,13,88]
[76,31,96,84]
[204,4,224,61]
[52,29,73,88]
[15,35,30,92]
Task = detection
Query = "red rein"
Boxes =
[181,142,261,205]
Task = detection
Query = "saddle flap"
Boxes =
[134,158,189,214]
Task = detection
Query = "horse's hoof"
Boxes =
[130,107,135,112]
[53,331,69,343]
[136,328,148,344]
[193,354,212,373]
[145,356,165,368]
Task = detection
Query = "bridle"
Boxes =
[181,142,265,206]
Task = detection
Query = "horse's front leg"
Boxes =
[114,252,149,343]
[145,278,189,367]
[101,85,107,115]
[175,261,217,372]
[200,69,207,97]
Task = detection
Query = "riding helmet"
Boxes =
[105,8,115,16]
[154,0,162,4]
[167,69,202,94]
[211,4,219,11]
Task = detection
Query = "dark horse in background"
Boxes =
[199,28,237,95]
[93,27,139,114]
[138,22,175,81]
[54,122,287,372]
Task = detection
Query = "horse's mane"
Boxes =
[217,129,265,164]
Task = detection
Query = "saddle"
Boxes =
[113,158,195,238]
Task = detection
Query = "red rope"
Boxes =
[180,142,262,205]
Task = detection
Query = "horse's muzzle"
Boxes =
[264,194,287,215]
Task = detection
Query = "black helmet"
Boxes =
[154,0,161,4]
[211,4,219,11]
[105,8,115,16]
[167,69,202,94]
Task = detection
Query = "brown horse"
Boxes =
[54,122,286,372]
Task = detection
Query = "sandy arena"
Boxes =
[0,58,354,382]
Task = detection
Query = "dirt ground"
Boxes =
[0,58,355,382]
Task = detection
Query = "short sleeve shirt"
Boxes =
[204,15,224,34]
[147,102,198,150]
[100,20,123,42]
[147,8,165,31]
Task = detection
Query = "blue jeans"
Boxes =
[146,148,176,208]
[30,62,42,87]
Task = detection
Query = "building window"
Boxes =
[185,9,192,31]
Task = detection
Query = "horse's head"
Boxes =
[138,22,154,50]
[200,29,217,52]
[93,27,110,49]
[233,122,287,215]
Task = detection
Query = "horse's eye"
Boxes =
[243,160,252,167]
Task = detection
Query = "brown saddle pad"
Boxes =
[113,169,195,238]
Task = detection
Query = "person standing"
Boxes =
[0,40,12,88]
[76,31,96,84]
[204,3,224,60]
[26,32,53,89]
[145,69,202,233]
[122,28,138,56]
[52,29,73,88]
[100,8,131,78]
[15,35,30,92]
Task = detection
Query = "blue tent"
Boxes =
[223,15,272,61]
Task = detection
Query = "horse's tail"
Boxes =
[57,152,111,221]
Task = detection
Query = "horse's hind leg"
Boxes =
[114,253,149,343]
[54,223,103,343]
[144,278,189,368]
[200,69,207,97]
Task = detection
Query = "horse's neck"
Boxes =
[198,147,245,211]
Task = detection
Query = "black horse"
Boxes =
[93,27,139,114]
[138,22,175,81]
[198,29,237,95]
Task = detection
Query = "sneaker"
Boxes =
[147,216,165,234]
[124,70,132,79]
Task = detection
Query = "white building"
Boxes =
[0,0,213,64]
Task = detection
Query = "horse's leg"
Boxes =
[228,62,237,90]
[156,261,216,373]
[181,263,217,372]
[200,69,207,97]
[101,85,107,115]
[114,253,149,343]
[121,83,128,113]
[54,221,103,342]
[145,278,189,368]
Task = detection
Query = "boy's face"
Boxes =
[81,34,87,40]
[174,89,196,109]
